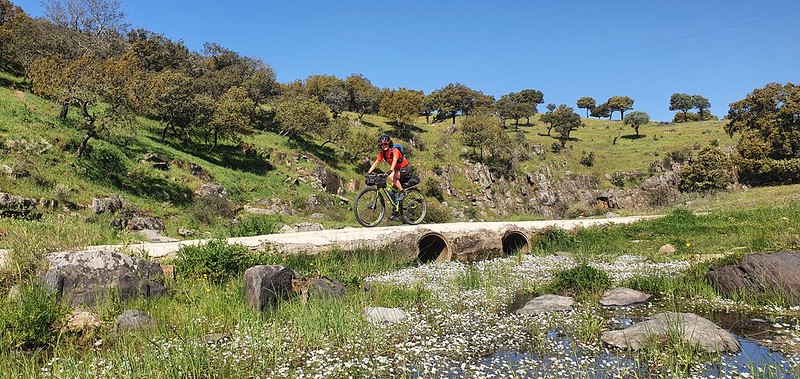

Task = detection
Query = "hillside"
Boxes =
[0,68,758,257]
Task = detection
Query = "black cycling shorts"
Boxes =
[396,166,410,178]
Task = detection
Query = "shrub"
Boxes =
[579,151,595,167]
[173,239,267,282]
[192,194,236,225]
[534,226,577,253]
[422,177,445,202]
[79,143,128,185]
[678,147,734,192]
[609,172,627,188]
[423,201,451,224]
[646,185,679,207]
[547,264,611,297]
[0,283,67,349]
[229,215,280,237]
[737,157,800,186]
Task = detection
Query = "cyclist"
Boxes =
[367,134,409,202]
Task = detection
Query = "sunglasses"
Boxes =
[378,143,390,147]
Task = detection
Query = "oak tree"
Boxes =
[576,96,596,118]
[623,111,650,136]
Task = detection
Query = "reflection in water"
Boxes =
[491,292,799,378]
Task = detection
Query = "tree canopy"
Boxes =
[725,82,800,185]
[607,96,634,120]
[576,96,596,118]
[623,111,650,136]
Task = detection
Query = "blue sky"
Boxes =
[13,0,800,121]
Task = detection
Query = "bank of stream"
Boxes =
[363,254,800,378]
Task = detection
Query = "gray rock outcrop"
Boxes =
[39,251,166,307]
[707,251,800,305]
[90,195,124,214]
[364,307,408,324]
[602,312,740,353]
[600,287,652,306]
[242,265,296,311]
[514,294,575,315]
[115,309,155,331]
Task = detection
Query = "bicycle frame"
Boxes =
[379,177,402,212]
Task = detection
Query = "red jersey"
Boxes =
[376,147,408,168]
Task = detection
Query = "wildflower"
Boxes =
[685,242,691,247]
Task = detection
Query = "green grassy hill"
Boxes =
[0,69,768,257]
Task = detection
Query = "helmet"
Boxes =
[378,134,392,146]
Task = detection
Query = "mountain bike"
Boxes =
[353,171,427,227]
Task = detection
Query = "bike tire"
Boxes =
[401,188,427,225]
[354,187,385,227]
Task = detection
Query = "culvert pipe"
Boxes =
[502,230,531,256]
[417,232,450,263]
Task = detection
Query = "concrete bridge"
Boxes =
[84,215,659,263]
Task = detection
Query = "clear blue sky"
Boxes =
[13,0,800,121]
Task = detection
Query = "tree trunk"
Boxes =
[59,102,69,119]
[76,129,95,158]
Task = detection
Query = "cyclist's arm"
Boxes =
[367,154,381,173]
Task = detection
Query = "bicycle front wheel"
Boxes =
[354,187,385,227]
[401,188,427,225]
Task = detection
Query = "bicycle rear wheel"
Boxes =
[401,188,427,225]
[354,187,385,227]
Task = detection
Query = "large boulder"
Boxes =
[602,312,740,353]
[242,265,296,311]
[514,294,574,315]
[90,195,124,215]
[39,251,166,307]
[707,251,800,305]
[312,166,343,195]
[600,287,652,306]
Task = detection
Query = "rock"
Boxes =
[115,309,155,331]
[126,217,165,231]
[658,244,676,254]
[194,183,227,198]
[707,251,800,305]
[90,195,124,215]
[161,265,175,280]
[292,276,346,303]
[514,294,574,315]
[203,333,231,344]
[0,249,8,271]
[246,198,295,216]
[0,192,38,216]
[242,265,296,311]
[602,312,740,353]
[178,228,199,237]
[137,229,177,242]
[141,153,169,170]
[65,311,102,332]
[280,222,324,233]
[312,166,343,195]
[364,307,408,324]
[39,251,166,307]
[600,287,652,306]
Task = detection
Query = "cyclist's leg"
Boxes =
[391,169,403,192]
[396,166,410,191]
